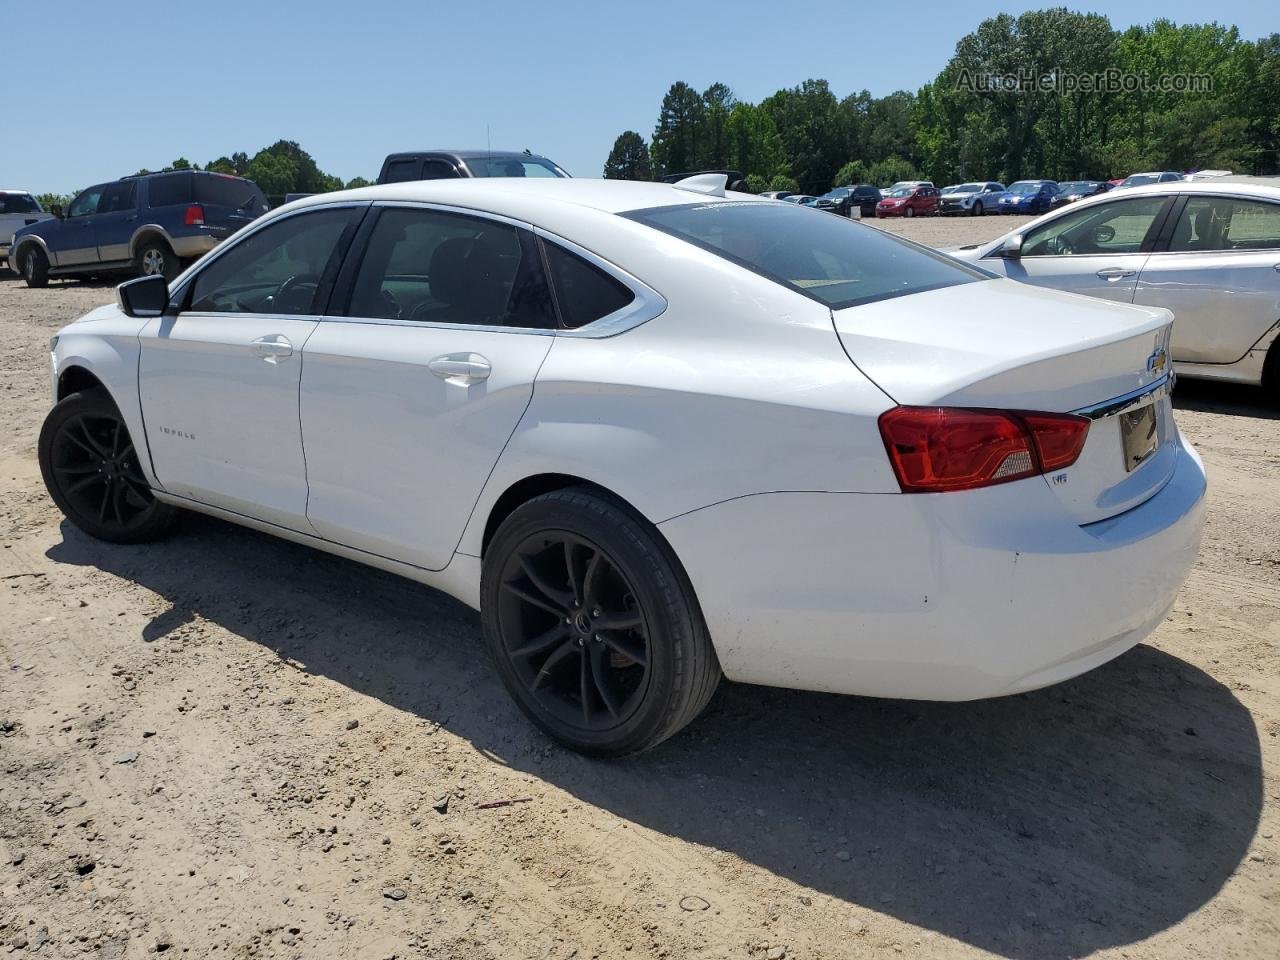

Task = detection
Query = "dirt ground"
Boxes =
[1,213,1276,960]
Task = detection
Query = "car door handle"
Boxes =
[251,334,293,363]
[1096,268,1137,280]
[428,353,491,385]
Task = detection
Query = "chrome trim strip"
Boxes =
[1072,374,1172,420]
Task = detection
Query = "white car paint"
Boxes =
[48,178,1205,702]
[1,190,52,265]
[948,177,1280,389]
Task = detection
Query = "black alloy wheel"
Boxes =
[39,389,176,543]
[481,488,720,756]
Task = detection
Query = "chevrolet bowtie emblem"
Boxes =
[1146,346,1168,376]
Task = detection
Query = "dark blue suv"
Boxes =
[11,170,267,287]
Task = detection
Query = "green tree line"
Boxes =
[604,9,1280,194]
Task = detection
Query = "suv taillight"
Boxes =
[878,407,1090,493]
[184,204,205,226]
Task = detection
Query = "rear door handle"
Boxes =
[428,353,491,385]
[1096,267,1137,280]
[251,334,293,363]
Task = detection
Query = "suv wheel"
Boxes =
[20,245,49,288]
[135,239,179,282]
[481,488,721,756]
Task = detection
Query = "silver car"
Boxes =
[950,178,1280,394]
[0,190,52,270]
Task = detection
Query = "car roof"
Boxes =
[1098,177,1280,197]
[287,177,767,217]
[385,149,551,161]
[0,189,35,194]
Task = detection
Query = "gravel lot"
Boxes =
[1,214,1277,960]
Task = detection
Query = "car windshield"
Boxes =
[0,193,41,214]
[1057,182,1093,193]
[461,156,568,178]
[1008,182,1040,195]
[953,183,984,193]
[885,188,913,198]
[821,189,849,199]
[625,201,988,309]
[1122,174,1159,187]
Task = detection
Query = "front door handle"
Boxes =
[251,334,293,364]
[1096,267,1137,281]
[428,353,491,385]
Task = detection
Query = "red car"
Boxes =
[875,184,940,218]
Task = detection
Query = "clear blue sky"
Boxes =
[5,0,1273,193]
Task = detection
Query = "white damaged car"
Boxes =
[39,176,1205,754]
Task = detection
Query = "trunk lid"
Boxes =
[834,278,1177,524]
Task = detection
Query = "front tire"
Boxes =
[134,238,179,282]
[904,206,915,219]
[972,201,984,216]
[39,389,176,543]
[20,245,49,288]
[480,488,720,756]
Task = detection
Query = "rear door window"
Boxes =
[148,173,193,207]
[341,207,554,328]
[420,160,461,180]
[382,160,420,183]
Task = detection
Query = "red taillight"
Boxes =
[878,407,1089,493]
[184,204,205,226]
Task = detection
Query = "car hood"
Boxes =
[831,277,1171,411]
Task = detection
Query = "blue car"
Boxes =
[10,170,267,287]
[997,180,1060,215]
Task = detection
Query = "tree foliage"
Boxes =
[628,13,1278,193]
[603,131,654,180]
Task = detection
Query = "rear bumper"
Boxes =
[168,232,219,259]
[659,435,1206,700]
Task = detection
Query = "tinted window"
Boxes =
[1022,196,1167,257]
[543,242,635,329]
[1168,197,1280,252]
[420,160,460,180]
[189,208,356,315]
[382,160,420,183]
[627,201,987,309]
[67,186,106,218]
[148,173,193,207]
[195,174,267,213]
[462,157,567,178]
[343,207,554,328]
[0,193,41,214]
[97,181,137,214]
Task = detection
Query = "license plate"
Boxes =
[1119,402,1159,472]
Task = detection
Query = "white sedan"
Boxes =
[949,177,1280,393]
[39,176,1206,755]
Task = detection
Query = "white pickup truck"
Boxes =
[1,191,53,272]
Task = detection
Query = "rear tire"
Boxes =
[480,487,720,756]
[38,389,177,544]
[134,238,179,282]
[20,245,48,288]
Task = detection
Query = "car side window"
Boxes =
[97,181,137,214]
[342,207,554,328]
[1168,197,1280,252]
[382,160,420,183]
[188,208,357,315]
[542,242,636,329]
[67,186,106,218]
[420,160,461,180]
[1022,196,1167,257]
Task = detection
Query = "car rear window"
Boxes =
[195,175,267,212]
[625,201,988,309]
[148,173,193,207]
[0,193,41,214]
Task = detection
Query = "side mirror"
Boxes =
[116,274,170,318]
[999,234,1024,259]
[51,205,64,220]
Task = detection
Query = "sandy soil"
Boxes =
[1,215,1277,960]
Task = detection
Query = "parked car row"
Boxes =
[5,148,574,288]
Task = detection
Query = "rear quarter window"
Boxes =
[542,243,635,328]
[148,174,193,207]
[625,201,988,309]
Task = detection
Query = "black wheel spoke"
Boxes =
[509,623,570,659]
[55,462,101,478]
[64,472,104,496]
[565,541,583,606]
[502,581,566,618]
[517,554,573,611]
[589,643,622,718]
[110,419,123,457]
[593,611,642,631]
[581,550,603,609]
[110,481,127,525]
[532,639,578,690]
[77,420,111,459]
[97,480,112,521]
[579,646,593,724]
[601,630,648,668]
[62,426,100,459]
